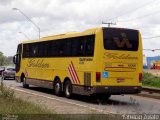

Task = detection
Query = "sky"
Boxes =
[0,0,160,57]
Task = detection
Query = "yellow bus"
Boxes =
[13,27,142,99]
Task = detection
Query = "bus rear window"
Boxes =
[103,28,139,51]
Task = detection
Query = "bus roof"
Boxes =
[22,27,100,44]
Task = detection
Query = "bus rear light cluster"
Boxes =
[96,72,101,82]
[139,73,142,82]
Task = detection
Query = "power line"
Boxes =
[106,0,157,22]
[143,35,160,39]
[118,9,160,23]
[143,49,160,52]
[143,36,160,39]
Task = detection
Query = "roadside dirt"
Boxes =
[136,92,160,100]
[143,69,160,77]
[13,89,100,114]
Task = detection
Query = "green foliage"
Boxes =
[0,97,52,114]
[0,51,13,66]
[0,82,52,115]
[0,82,124,120]
[0,81,14,99]
[0,52,5,66]
[142,72,160,88]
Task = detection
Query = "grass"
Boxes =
[0,81,14,99]
[0,81,53,115]
[0,81,60,120]
[0,79,127,120]
[0,81,122,120]
[142,72,160,88]
[0,97,52,114]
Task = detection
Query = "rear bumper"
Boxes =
[3,74,15,78]
[91,86,142,95]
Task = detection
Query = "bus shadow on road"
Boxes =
[22,86,134,106]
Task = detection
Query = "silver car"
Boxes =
[2,66,15,80]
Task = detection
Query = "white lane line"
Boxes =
[12,87,117,114]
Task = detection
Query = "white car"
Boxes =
[2,66,15,80]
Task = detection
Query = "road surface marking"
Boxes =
[11,87,117,114]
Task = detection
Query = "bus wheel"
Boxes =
[22,77,29,88]
[64,80,72,98]
[54,79,62,96]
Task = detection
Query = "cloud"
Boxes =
[0,0,14,5]
[0,0,160,56]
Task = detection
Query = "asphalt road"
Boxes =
[1,78,160,114]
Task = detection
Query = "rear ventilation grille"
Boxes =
[84,72,91,86]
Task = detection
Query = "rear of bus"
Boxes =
[93,27,142,95]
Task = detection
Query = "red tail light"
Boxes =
[139,73,142,82]
[96,72,101,82]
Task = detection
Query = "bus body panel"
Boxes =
[92,28,142,94]
[18,57,95,84]
[15,27,142,96]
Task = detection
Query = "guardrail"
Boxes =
[142,87,160,94]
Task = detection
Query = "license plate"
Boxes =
[117,78,125,83]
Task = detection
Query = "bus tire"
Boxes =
[54,79,62,96]
[64,80,72,98]
[22,77,29,88]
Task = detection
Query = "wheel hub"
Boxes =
[55,83,60,91]
[66,84,70,96]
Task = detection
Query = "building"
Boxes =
[146,56,160,69]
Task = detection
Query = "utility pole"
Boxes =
[13,8,40,40]
[19,32,30,40]
[102,21,116,27]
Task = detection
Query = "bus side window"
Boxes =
[64,39,71,56]
[37,43,40,57]
[53,40,64,57]
[52,41,58,57]
[38,42,44,57]
[44,42,49,57]
[51,41,54,56]
[47,41,52,57]
[23,44,29,58]
[79,38,86,56]
[79,36,95,57]
[30,43,38,57]
[71,36,95,57]
[85,36,94,56]
[56,40,64,56]
[72,39,80,56]
[29,43,33,57]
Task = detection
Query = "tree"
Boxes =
[0,52,12,66]
[0,52,5,66]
